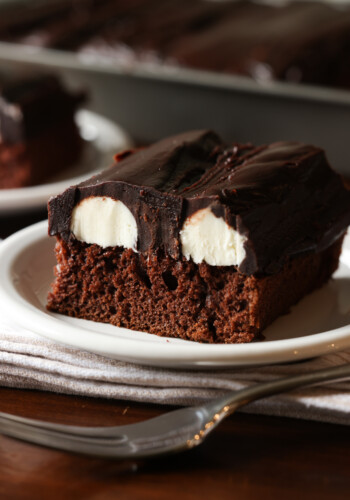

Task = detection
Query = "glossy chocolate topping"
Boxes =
[49,130,350,275]
[0,74,85,144]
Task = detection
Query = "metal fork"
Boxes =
[1,363,350,459]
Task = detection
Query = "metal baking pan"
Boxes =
[0,40,350,175]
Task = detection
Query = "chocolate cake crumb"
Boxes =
[47,236,343,343]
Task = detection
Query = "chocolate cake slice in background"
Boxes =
[47,130,350,343]
[0,73,85,189]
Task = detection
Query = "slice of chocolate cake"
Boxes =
[0,74,85,189]
[47,131,350,343]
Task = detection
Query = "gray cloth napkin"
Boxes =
[0,314,350,425]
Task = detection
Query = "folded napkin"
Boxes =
[1,313,350,426]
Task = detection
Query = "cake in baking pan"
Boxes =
[1,1,350,88]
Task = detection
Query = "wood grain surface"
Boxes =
[0,185,350,500]
[0,387,350,500]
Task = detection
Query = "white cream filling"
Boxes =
[180,207,247,266]
[70,196,138,250]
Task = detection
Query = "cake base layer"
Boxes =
[47,235,344,343]
[0,119,82,189]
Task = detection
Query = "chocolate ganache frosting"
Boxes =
[48,130,350,275]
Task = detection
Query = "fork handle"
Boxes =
[213,362,350,416]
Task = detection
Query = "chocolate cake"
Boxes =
[0,74,85,189]
[1,1,350,88]
[47,130,350,343]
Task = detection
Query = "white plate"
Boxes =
[0,221,350,369]
[0,109,132,215]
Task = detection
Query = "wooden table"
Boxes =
[1,210,350,500]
